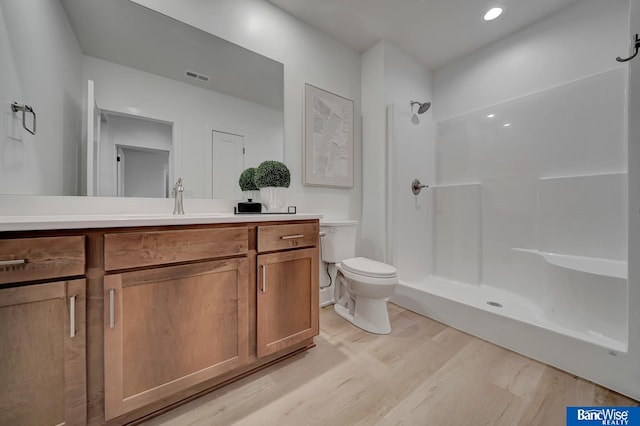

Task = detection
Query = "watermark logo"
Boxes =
[567,407,640,426]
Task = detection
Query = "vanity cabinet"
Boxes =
[102,227,249,420]
[0,217,320,425]
[0,237,87,426]
[256,223,319,357]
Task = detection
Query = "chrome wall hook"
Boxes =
[11,102,36,135]
[616,33,640,62]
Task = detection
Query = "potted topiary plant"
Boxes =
[237,167,261,212]
[254,160,290,212]
[239,167,259,196]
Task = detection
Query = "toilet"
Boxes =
[320,220,398,334]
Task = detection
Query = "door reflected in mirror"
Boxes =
[117,146,170,198]
[212,131,244,201]
[93,108,173,198]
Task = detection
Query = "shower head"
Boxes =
[410,101,431,114]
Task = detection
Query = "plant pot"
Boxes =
[259,187,287,212]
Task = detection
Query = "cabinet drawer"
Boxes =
[257,222,318,253]
[0,236,85,285]
[104,227,248,271]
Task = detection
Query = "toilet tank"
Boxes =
[319,220,358,263]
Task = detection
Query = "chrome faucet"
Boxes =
[173,177,185,215]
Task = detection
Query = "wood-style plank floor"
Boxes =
[144,304,638,426]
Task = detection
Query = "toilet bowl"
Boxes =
[334,257,398,334]
[319,220,398,335]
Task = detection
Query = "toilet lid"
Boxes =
[341,257,397,279]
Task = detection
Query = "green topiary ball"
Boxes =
[254,160,290,188]
[238,168,259,191]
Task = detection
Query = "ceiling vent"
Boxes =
[185,70,209,83]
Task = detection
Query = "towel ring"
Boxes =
[11,102,36,135]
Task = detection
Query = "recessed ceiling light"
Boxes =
[484,7,503,21]
[503,123,511,127]
[487,114,495,118]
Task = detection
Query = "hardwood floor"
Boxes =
[144,304,638,426]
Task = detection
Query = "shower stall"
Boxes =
[379,0,640,399]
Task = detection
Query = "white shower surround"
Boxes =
[389,45,632,397]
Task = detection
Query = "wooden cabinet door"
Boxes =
[103,258,249,420]
[0,280,87,426]
[257,248,319,358]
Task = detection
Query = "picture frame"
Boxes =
[303,83,354,188]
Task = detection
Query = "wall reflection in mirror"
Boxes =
[0,0,284,199]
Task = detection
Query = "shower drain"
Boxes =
[486,301,503,308]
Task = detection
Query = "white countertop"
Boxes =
[0,212,322,232]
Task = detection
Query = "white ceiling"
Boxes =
[266,0,581,70]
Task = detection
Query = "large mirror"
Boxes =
[0,0,284,199]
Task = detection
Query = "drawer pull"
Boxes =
[261,264,266,293]
[70,295,76,338]
[109,289,115,329]
[0,259,26,267]
[280,234,305,240]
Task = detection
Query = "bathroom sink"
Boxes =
[182,212,229,217]
[116,213,229,219]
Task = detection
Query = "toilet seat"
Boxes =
[341,257,397,279]
[337,258,399,287]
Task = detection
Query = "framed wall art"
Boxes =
[303,83,354,188]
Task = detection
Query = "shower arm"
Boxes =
[616,33,640,62]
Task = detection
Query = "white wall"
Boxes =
[131,0,362,219]
[434,0,629,121]
[430,0,628,294]
[360,42,386,261]
[383,42,435,280]
[84,56,283,199]
[361,41,435,269]
[625,0,640,402]
[0,0,83,195]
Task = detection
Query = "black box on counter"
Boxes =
[236,200,262,213]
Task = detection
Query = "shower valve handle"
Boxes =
[411,179,428,195]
